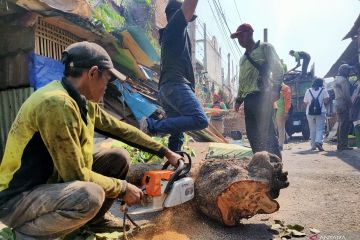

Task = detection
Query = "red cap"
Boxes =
[230,23,254,39]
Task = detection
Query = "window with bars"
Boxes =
[34,18,81,60]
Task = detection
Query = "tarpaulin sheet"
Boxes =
[29,53,64,90]
[112,81,157,121]
[206,143,253,159]
[127,26,160,62]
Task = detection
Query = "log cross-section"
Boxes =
[194,152,289,226]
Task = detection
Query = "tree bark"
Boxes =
[126,151,289,226]
[126,163,163,186]
[194,151,289,226]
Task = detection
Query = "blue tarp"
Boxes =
[29,53,64,89]
[127,26,160,62]
[112,81,158,121]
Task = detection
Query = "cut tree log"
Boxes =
[126,163,163,186]
[194,151,289,226]
[126,151,288,227]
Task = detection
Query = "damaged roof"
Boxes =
[325,39,358,78]
[343,13,360,40]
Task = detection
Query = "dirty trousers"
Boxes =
[244,92,281,159]
[0,148,129,240]
[337,111,351,149]
[276,115,287,148]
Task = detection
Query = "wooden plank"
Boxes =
[34,17,80,59]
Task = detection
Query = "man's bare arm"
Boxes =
[181,0,198,22]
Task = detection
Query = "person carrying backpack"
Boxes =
[303,78,329,151]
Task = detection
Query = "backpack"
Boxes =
[308,88,324,115]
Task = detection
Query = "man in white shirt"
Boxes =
[303,78,329,151]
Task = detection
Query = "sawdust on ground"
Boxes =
[132,203,201,240]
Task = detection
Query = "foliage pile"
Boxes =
[112,135,196,165]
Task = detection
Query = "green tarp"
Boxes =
[206,143,253,159]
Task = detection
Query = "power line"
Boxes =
[233,0,243,23]
[210,0,242,60]
[212,0,243,56]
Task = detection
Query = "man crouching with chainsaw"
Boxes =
[0,42,182,239]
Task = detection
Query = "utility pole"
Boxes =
[189,21,196,72]
[232,60,234,83]
[219,47,223,86]
[227,53,230,86]
[203,23,207,72]
[264,28,268,43]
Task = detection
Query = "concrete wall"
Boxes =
[154,0,167,29]
[205,36,222,87]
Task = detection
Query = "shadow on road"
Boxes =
[323,150,360,171]
[205,220,275,240]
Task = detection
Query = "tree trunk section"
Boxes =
[126,163,163,185]
[194,151,289,226]
[126,152,288,226]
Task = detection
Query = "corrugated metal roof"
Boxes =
[15,0,91,18]
[343,14,360,40]
[0,87,34,158]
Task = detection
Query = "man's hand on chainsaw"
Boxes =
[164,149,183,167]
[122,183,144,206]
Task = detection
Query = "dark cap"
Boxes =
[165,0,197,22]
[62,41,126,81]
[338,64,354,77]
[230,23,254,39]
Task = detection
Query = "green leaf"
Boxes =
[0,228,15,240]
[290,229,306,237]
[95,231,124,239]
[270,223,283,233]
[274,219,285,226]
[279,229,292,238]
[286,224,305,232]
[85,235,96,240]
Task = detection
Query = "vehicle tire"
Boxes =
[302,122,310,140]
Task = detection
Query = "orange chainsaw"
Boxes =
[122,151,194,215]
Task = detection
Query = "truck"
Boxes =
[284,70,314,140]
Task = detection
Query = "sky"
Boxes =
[195,0,359,77]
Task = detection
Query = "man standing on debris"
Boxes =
[140,0,208,151]
[289,50,311,77]
[0,42,182,239]
[231,23,284,159]
[334,64,354,151]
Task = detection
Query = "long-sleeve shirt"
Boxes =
[0,80,168,205]
[334,75,352,111]
[275,84,292,117]
[237,41,284,99]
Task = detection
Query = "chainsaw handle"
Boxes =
[164,159,185,194]
[163,151,192,194]
[162,151,192,176]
